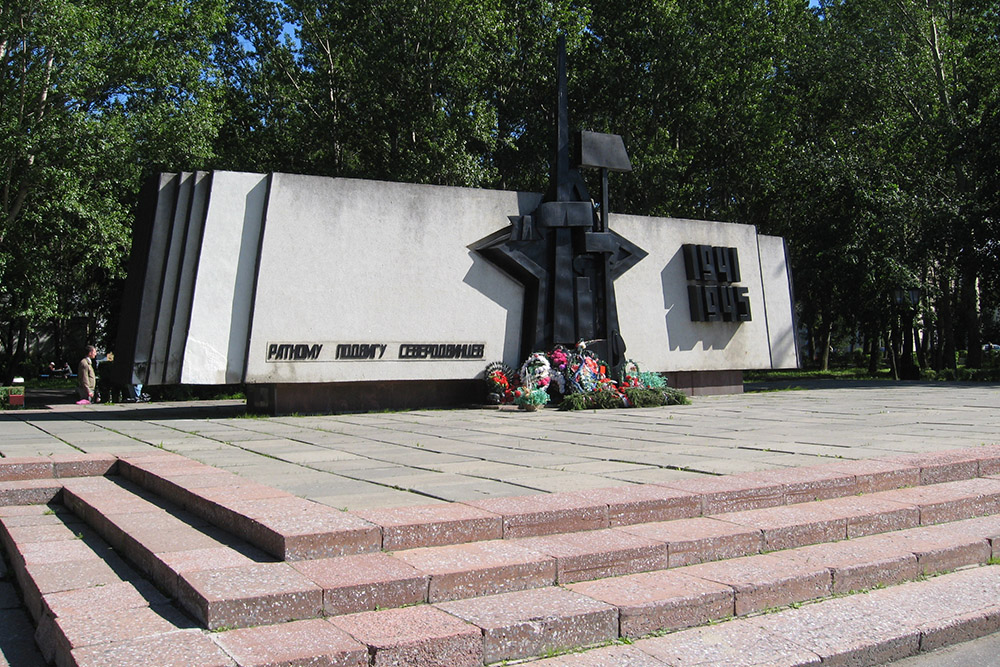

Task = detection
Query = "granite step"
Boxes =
[5,445,999,557]
[0,503,234,667]
[524,564,1000,666]
[9,498,996,667]
[201,514,1000,667]
[113,452,381,561]
[113,445,1000,551]
[4,447,1000,665]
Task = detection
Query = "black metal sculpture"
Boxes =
[474,36,646,373]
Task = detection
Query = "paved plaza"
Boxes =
[3,381,1000,511]
[4,381,1000,666]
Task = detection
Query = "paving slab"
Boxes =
[734,465,859,503]
[15,557,135,621]
[34,604,192,665]
[5,385,1000,666]
[42,580,166,619]
[710,503,849,551]
[69,629,235,667]
[680,552,832,615]
[352,502,502,550]
[775,533,922,594]
[0,458,53,482]
[657,475,785,514]
[878,449,990,485]
[0,480,63,507]
[889,523,993,574]
[744,565,1000,666]
[619,517,764,567]
[7,385,1000,514]
[514,528,669,583]
[636,618,822,666]
[871,477,1000,525]
[526,644,668,665]
[566,484,700,526]
[464,492,609,537]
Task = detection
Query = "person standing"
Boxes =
[77,345,97,403]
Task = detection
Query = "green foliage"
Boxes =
[148,384,246,402]
[514,387,550,408]
[0,0,227,381]
[559,387,688,411]
[921,367,1000,383]
[661,387,691,406]
[560,389,623,410]
[622,387,663,408]
[639,372,666,390]
[558,393,591,411]
[3,0,999,379]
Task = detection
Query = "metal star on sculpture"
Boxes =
[473,36,647,372]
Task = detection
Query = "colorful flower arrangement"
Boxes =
[484,361,516,405]
[484,342,690,411]
[513,352,552,410]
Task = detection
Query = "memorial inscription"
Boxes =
[266,342,486,363]
[683,244,751,323]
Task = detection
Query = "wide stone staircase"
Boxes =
[2,446,1000,666]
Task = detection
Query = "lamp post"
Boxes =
[893,288,921,380]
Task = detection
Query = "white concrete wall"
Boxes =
[243,174,528,383]
[612,214,784,372]
[129,171,797,385]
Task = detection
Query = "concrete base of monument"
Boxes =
[246,380,487,416]
[245,370,742,415]
[668,370,744,396]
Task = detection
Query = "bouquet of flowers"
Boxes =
[484,361,516,404]
[484,343,688,412]
[514,352,551,410]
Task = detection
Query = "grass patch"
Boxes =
[744,367,893,382]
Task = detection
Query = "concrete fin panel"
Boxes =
[165,171,212,384]
[149,172,194,385]
[113,176,162,385]
[180,171,269,385]
[757,235,799,369]
[130,173,179,386]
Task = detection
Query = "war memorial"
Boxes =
[4,39,1000,667]
[112,40,798,414]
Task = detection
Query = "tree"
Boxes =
[0,0,226,381]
